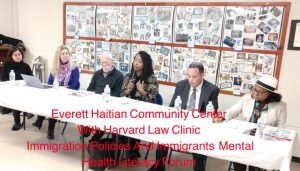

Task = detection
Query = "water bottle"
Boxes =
[256,114,266,139]
[206,101,215,123]
[9,70,15,82]
[277,119,286,138]
[174,96,182,109]
[53,78,59,89]
[103,84,111,102]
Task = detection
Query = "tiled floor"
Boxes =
[0,114,299,171]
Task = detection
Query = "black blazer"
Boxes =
[169,79,219,112]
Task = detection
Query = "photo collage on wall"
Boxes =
[96,6,132,39]
[223,6,283,50]
[171,48,219,84]
[65,4,286,94]
[218,51,277,93]
[65,39,96,71]
[133,6,174,42]
[132,44,171,81]
[174,6,224,46]
[66,5,96,37]
[95,41,131,73]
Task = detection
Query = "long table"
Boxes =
[0,81,296,171]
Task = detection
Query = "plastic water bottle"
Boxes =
[256,114,267,139]
[53,78,59,89]
[9,70,15,82]
[103,84,111,102]
[174,96,182,109]
[206,101,215,123]
[277,119,286,138]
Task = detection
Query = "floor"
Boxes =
[0,114,299,171]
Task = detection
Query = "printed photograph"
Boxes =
[207,50,217,60]
[225,19,234,30]
[259,6,269,15]
[222,51,235,62]
[136,7,148,15]
[247,13,256,20]
[159,46,170,56]
[244,25,256,33]
[235,16,246,25]
[158,72,169,81]
[258,22,271,34]
[255,64,263,72]
[223,36,236,47]
[221,63,230,72]
[157,7,172,22]
[231,30,242,38]
[211,35,220,45]
[119,63,129,72]
[230,63,239,74]
[243,38,254,46]
[247,53,258,62]
[219,82,232,89]
[267,18,280,29]
[233,76,242,86]
[236,52,246,62]
[264,42,278,50]
[268,33,278,41]
[243,83,253,93]
[270,7,281,17]
[263,67,274,75]
[256,34,264,43]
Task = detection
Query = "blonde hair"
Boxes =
[50,45,76,76]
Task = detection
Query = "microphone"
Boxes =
[130,72,136,82]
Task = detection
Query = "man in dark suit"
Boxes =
[148,62,219,171]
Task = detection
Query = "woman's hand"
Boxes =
[136,81,146,96]
[125,81,134,95]
[213,117,225,123]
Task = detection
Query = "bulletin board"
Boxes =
[63,2,290,95]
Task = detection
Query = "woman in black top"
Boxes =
[121,51,159,161]
[1,46,32,131]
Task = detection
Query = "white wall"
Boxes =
[0,0,18,38]
[7,0,300,157]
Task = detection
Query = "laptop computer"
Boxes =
[21,74,52,89]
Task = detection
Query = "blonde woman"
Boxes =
[32,45,80,139]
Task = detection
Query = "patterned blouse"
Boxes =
[121,73,159,103]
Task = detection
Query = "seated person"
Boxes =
[215,75,287,171]
[148,62,219,171]
[1,46,33,130]
[32,45,80,139]
[84,51,124,140]
[122,51,159,161]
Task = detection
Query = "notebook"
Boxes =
[21,74,52,89]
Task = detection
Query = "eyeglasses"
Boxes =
[252,87,268,95]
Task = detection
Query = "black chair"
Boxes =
[144,93,163,159]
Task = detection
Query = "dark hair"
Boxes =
[131,51,154,82]
[265,92,282,103]
[7,45,24,61]
[188,62,204,73]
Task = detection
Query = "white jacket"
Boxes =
[225,94,287,127]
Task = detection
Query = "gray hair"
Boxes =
[99,51,113,61]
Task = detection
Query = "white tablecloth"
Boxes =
[0,81,296,170]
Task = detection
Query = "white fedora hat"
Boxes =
[256,75,278,93]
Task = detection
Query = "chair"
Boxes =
[144,93,163,159]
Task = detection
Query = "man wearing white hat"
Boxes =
[216,75,287,171]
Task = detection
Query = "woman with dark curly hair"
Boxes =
[1,46,33,131]
[121,51,159,160]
